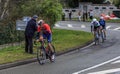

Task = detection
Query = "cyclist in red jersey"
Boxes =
[38,20,52,42]
[37,20,54,60]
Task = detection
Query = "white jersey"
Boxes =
[91,21,100,27]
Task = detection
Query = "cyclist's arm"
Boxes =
[97,21,100,26]
[90,21,94,32]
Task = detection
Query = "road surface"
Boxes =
[0,21,120,74]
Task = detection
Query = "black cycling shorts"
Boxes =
[94,26,100,31]
[101,25,106,29]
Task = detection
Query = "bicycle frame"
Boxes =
[100,26,106,42]
[94,28,100,45]
[37,39,55,64]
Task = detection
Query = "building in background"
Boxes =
[63,2,119,19]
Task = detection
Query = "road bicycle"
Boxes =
[99,27,106,43]
[94,31,100,45]
[36,40,55,65]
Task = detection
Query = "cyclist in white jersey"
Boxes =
[91,18,100,38]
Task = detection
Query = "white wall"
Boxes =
[63,9,79,18]
[63,3,119,18]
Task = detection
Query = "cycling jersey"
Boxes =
[91,21,100,27]
[37,25,41,32]
[91,21,100,31]
[36,22,52,42]
[41,23,51,34]
[99,19,105,26]
[99,19,106,29]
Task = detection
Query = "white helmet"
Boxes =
[38,20,43,23]
[93,18,97,22]
[38,20,43,25]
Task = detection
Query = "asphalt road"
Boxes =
[0,21,120,74]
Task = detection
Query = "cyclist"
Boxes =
[91,18,100,39]
[99,17,106,40]
[37,20,54,60]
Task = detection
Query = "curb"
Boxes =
[0,41,93,70]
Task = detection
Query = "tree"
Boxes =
[0,0,10,20]
[62,0,105,8]
[66,0,79,8]
[21,0,62,28]
[79,0,105,4]
[113,0,120,8]
[0,0,63,44]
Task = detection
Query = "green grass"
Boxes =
[0,29,93,64]
[52,29,93,52]
[0,46,35,64]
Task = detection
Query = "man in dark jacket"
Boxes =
[25,15,38,54]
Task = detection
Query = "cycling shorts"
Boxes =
[43,33,52,43]
[94,26,100,31]
[101,25,106,30]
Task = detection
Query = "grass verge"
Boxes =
[0,29,93,64]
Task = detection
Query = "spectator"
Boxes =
[24,15,38,54]
[69,11,72,20]
[62,12,65,21]
[83,10,86,22]
[89,10,93,20]
[78,11,81,21]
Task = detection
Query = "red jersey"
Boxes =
[41,23,51,33]
[37,25,41,32]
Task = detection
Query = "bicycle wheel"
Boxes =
[37,47,46,65]
[95,37,99,45]
[48,44,56,62]
[94,32,99,45]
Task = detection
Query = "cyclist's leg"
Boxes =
[104,30,106,39]
[40,34,46,50]
[47,33,54,53]
[96,27,100,38]
[102,25,106,39]
[97,26,101,36]
[46,33,55,61]
[99,26,103,32]
[42,33,53,53]
[99,26,103,37]
[93,27,97,39]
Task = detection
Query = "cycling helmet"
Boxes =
[38,20,43,23]
[93,18,97,22]
[38,20,43,25]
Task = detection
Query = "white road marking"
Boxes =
[106,26,111,29]
[113,27,120,30]
[72,56,120,74]
[88,68,120,74]
[81,42,94,50]
[55,24,120,32]
[111,60,120,64]
[55,24,60,27]
[81,24,86,28]
[67,24,73,28]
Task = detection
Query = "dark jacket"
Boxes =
[25,19,37,37]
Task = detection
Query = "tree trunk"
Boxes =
[0,0,9,20]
